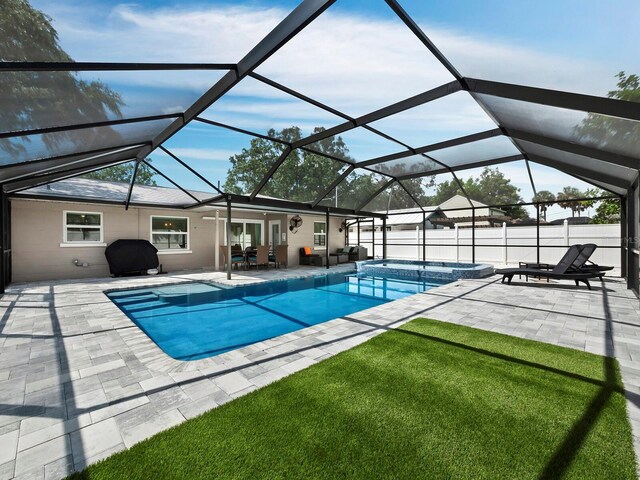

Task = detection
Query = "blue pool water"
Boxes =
[107,273,447,361]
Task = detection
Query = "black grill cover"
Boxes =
[105,239,159,276]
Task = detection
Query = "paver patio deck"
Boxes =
[0,265,638,479]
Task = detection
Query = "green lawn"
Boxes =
[70,319,636,479]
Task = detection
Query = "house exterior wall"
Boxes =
[284,214,345,266]
[438,195,492,218]
[11,199,348,282]
[11,199,216,282]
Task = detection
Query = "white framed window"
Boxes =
[314,221,326,248]
[62,211,104,246]
[150,216,190,253]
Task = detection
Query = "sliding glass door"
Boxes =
[269,220,281,250]
[226,220,264,250]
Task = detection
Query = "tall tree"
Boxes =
[571,72,635,223]
[428,178,463,206]
[575,71,640,152]
[394,178,433,209]
[430,167,528,219]
[224,127,396,210]
[224,127,304,197]
[1,0,124,158]
[556,187,587,217]
[532,190,555,221]
[592,196,621,224]
[83,161,157,186]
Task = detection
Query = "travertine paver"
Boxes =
[0,265,638,479]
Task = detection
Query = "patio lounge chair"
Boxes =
[520,244,612,274]
[568,244,614,273]
[496,244,606,290]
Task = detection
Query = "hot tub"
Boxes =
[355,259,494,282]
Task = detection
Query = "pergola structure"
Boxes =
[1,0,638,294]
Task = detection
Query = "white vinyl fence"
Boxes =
[356,221,621,268]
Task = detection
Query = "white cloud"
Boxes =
[168,147,239,161]
[162,105,187,115]
[29,0,626,186]
[39,1,618,104]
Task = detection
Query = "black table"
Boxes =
[518,262,551,282]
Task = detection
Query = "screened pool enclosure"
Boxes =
[1,0,638,294]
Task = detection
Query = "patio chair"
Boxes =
[330,247,350,264]
[275,244,288,268]
[496,244,606,290]
[348,246,368,261]
[255,245,270,268]
[299,247,320,266]
[220,245,244,270]
[246,246,258,268]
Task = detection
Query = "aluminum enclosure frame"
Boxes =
[0,0,639,295]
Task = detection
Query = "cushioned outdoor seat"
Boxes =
[299,246,320,266]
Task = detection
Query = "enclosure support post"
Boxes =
[454,224,459,262]
[471,207,476,264]
[0,188,5,294]
[382,217,387,259]
[422,211,426,261]
[226,196,232,281]
[371,218,375,259]
[326,210,330,269]
[626,180,639,293]
[620,196,627,279]
[345,221,349,247]
[357,219,360,245]
[214,209,220,271]
[502,222,507,264]
[536,203,540,265]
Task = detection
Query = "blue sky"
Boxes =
[30,0,636,217]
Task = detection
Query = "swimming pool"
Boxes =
[107,273,447,361]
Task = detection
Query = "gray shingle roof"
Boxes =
[16,178,214,206]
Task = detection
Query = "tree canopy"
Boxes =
[429,167,528,219]
[532,191,555,220]
[555,187,599,217]
[223,127,428,211]
[224,133,529,217]
[1,0,124,158]
[1,0,157,186]
[563,71,637,223]
[575,71,640,154]
[83,161,157,186]
[592,195,621,224]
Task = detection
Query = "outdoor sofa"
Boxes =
[299,247,337,266]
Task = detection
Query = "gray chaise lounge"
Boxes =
[496,244,608,290]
